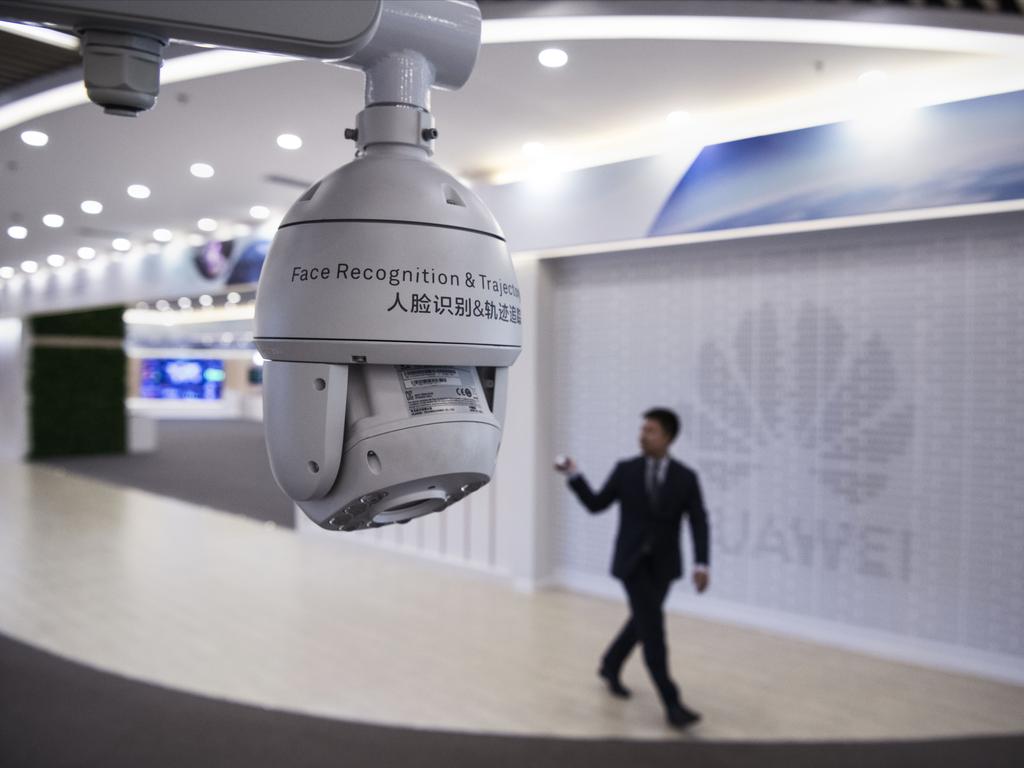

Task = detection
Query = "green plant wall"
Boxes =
[29,307,126,458]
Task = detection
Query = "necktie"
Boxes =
[646,458,660,512]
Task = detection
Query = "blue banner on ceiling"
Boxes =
[648,89,1024,237]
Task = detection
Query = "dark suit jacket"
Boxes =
[569,456,710,582]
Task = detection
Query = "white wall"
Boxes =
[0,318,27,460]
[543,210,1024,682]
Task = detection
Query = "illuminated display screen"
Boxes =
[140,359,226,400]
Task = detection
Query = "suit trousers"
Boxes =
[600,555,681,710]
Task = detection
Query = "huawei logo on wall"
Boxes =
[688,303,914,506]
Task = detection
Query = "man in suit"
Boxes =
[555,407,710,729]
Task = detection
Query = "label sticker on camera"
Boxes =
[399,366,484,416]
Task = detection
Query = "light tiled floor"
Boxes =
[2,461,1023,741]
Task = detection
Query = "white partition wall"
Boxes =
[544,211,1024,682]
[0,318,27,460]
[310,208,1024,682]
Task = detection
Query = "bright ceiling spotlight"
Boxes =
[20,130,48,146]
[127,184,151,199]
[538,47,568,68]
[7,225,27,239]
[152,228,173,242]
[42,213,64,228]
[77,246,96,260]
[46,253,65,267]
[80,199,103,214]
[190,162,215,178]
[276,133,303,150]
[112,237,132,251]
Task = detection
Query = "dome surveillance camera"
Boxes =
[256,141,521,530]
[253,0,522,531]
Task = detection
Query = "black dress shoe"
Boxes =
[598,668,632,699]
[666,703,701,728]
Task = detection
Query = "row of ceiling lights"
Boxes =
[3,128,301,279]
[137,290,244,313]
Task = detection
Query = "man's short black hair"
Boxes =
[643,407,680,441]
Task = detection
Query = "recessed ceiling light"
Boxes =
[46,253,65,268]
[197,217,218,232]
[666,110,691,125]
[77,246,96,260]
[276,133,303,150]
[249,205,270,220]
[178,296,192,309]
[538,48,568,68]
[21,259,38,274]
[198,294,213,307]
[858,70,888,87]
[0,266,15,279]
[6,225,27,239]
[155,299,170,311]
[42,213,64,228]
[127,184,151,199]
[152,228,173,242]
[190,162,215,178]
[20,130,48,147]
[522,141,546,157]
[80,199,103,214]
[226,291,241,304]
[112,237,132,252]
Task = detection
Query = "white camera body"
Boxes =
[250,1,522,531]
[255,117,522,531]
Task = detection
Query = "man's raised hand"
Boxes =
[554,455,577,475]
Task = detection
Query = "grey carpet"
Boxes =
[1,631,1022,768]
[41,419,295,527]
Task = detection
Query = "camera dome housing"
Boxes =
[255,120,522,530]
[256,130,519,369]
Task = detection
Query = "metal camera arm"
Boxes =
[0,0,480,116]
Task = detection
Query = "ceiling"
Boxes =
[2,1,1024,279]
